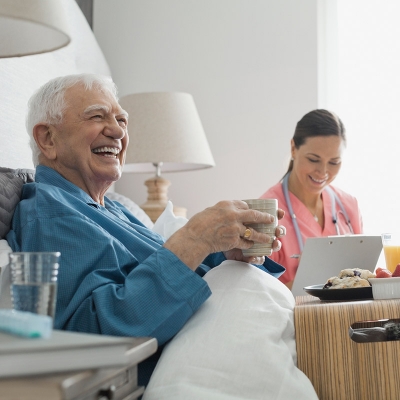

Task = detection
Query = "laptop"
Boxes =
[291,235,383,297]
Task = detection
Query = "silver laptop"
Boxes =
[291,235,383,297]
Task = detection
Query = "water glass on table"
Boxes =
[9,252,60,321]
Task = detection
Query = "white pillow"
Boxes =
[106,192,154,229]
[0,239,12,309]
[152,201,188,239]
[143,261,318,400]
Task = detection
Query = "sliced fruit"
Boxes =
[376,268,392,278]
[392,264,400,277]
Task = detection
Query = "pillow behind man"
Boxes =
[0,167,35,239]
[0,167,35,309]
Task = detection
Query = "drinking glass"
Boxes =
[381,233,400,273]
[9,252,60,320]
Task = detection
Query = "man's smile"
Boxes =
[92,146,121,158]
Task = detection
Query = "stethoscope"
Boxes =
[282,173,354,252]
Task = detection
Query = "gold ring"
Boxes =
[243,227,252,239]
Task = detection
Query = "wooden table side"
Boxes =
[295,296,400,400]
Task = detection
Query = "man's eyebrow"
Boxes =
[83,105,129,119]
[83,104,110,115]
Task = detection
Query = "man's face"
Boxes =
[49,84,129,195]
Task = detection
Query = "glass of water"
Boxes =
[9,252,60,320]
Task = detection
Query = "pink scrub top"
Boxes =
[260,181,363,288]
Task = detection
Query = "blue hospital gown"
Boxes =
[7,165,284,383]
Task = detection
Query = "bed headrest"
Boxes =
[0,167,35,239]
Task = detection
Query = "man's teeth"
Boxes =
[92,147,121,155]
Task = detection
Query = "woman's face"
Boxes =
[291,135,345,194]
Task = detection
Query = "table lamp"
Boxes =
[119,92,215,223]
[0,0,71,58]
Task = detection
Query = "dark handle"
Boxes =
[97,384,116,400]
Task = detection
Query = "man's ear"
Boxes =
[33,124,57,160]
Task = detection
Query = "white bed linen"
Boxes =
[143,260,318,400]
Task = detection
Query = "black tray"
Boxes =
[303,284,373,301]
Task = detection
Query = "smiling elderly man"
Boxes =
[6,73,286,386]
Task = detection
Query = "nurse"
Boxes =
[260,109,363,290]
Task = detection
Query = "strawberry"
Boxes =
[392,264,400,277]
[376,268,392,278]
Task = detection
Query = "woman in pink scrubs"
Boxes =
[260,109,363,290]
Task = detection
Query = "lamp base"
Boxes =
[140,176,187,223]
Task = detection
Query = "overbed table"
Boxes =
[295,295,400,400]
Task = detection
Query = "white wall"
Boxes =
[93,0,320,218]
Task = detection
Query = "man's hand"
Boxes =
[164,200,286,270]
[223,208,285,264]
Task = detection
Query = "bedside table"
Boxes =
[295,295,400,400]
[0,336,157,400]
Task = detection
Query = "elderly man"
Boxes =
[7,73,286,385]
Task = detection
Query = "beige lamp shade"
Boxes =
[119,92,215,222]
[0,0,71,58]
[120,92,215,173]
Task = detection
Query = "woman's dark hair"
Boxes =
[286,109,346,174]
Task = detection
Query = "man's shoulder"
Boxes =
[21,180,67,202]
[18,180,89,219]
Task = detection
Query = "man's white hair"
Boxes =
[26,73,119,166]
